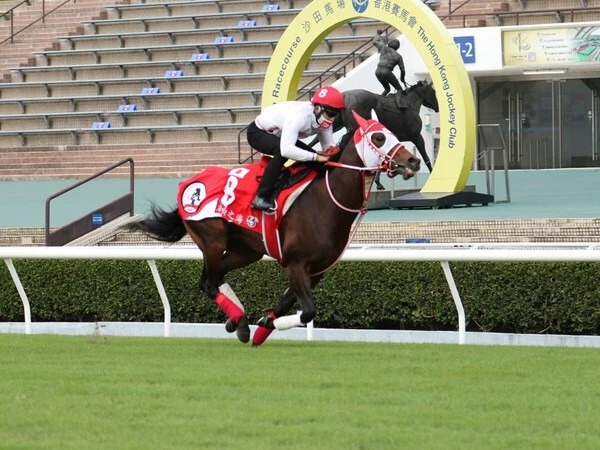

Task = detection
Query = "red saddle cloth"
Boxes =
[177,157,317,262]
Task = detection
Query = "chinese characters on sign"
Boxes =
[503,26,600,66]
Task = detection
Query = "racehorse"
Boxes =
[123,111,420,345]
[309,80,438,189]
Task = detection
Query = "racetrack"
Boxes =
[2,335,599,449]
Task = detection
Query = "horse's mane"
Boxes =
[404,80,428,94]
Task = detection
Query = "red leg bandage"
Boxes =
[215,292,245,324]
[252,312,277,346]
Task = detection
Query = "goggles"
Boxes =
[321,107,339,118]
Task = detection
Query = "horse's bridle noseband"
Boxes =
[381,144,402,176]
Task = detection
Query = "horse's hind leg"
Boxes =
[186,220,252,343]
[217,247,263,333]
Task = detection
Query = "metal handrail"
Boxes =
[0,0,75,46]
[440,0,475,21]
[45,158,135,246]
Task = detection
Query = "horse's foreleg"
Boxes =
[277,264,315,328]
[253,273,323,346]
[252,287,295,346]
[374,171,385,190]
[414,135,433,172]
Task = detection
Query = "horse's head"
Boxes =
[351,110,420,180]
[402,80,439,112]
[419,80,439,112]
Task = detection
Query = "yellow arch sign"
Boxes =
[262,0,475,193]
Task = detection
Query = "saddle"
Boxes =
[177,159,320,261]
[378,90,410,112]
[257,156,319,201]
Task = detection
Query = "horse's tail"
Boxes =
[124,203,187,243]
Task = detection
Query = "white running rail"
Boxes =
[3,243,600,343]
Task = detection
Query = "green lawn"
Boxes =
[1,335,599,449]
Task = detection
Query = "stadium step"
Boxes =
[4,218,600,247]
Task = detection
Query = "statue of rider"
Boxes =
[373,30,408,97]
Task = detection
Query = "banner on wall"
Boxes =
[503,25,600,66]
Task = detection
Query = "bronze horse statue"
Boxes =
[309,80,438,189]
[123,112,420,345]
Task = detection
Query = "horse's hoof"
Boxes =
[376,184,385,191]
[225,318,236,333]
[256,315,275,329]
[236,317,250,344]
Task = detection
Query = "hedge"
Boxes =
[1,259,599,335]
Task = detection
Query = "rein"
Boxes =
[324,162,378,213]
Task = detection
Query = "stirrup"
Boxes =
[251,196,275,211]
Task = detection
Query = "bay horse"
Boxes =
[309,80,438,189]
[123,111,420,345]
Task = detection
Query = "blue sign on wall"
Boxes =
[214,36,233,43]
[238,20,256,28]
[92,213,104,225]
[454,36,476,64]
[405,238,431,244]
[192,53,210,60]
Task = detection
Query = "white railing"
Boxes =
[3,243,600,343]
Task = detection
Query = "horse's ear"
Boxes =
[370,109,379,122]
[351,109,369,129]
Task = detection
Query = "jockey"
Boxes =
[247,85,345,211]
[373,30,407,97]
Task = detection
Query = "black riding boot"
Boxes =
[252,155,285,211]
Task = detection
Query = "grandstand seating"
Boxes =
[80,8,307,32]
[0,141,242,180]
[0,69,333,96]
[34,34,373,63]
[1,0,600,183]
[0,105,261,128]
[7,52,361,81]
[0,88,266,112]
[104,0,298,20]
[3,0,600,246]
[0,0,375,158]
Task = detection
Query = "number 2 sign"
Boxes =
[454,36,476,64]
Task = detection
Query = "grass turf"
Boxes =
[1,334,599,449]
